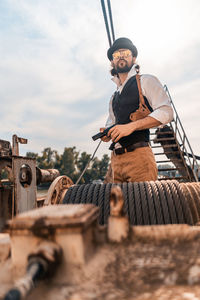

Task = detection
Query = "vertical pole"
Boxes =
[107,0,115,42]
[100,0,112,46]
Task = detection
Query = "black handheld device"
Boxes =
[92,124,115,141]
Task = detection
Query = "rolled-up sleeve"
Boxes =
[141,74,174,124]
[105,94,116,127]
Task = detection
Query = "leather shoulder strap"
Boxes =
[136,74,146,107]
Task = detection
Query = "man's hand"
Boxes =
[100,128,111,142]
[107,117,162,143]
[108,123,135,142]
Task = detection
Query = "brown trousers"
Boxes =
[110,146,158,183]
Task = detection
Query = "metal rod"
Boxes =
[100,0,112,46]
[107,0,115,42]
[183,152,200,160]
[75,140,102,185]
[3,263,43,300]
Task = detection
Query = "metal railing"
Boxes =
[162,85,199,182]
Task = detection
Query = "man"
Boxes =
[101,37,173,183]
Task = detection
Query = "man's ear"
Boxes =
[111,61,114,67]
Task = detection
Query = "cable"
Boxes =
[75,140,102,185]
[107,0,115,42]
[100,0,113,46]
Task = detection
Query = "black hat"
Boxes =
[107,37,138,61]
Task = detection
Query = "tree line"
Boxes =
[26,147,109,184]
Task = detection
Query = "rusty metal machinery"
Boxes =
[44,175,74,206]
[0,135,60,231]
[36,168,60,185]
[3,187,200,299]
[3,241,62,300]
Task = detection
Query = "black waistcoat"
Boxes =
[112,75,152,148]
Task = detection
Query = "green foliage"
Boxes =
[26,147,110,184]
[1,169,9,179]
[37,147,57,169]
[60,147,79,182]
[26,152,38,159]
[90,154,110,181]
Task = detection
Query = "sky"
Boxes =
[0,0,200,159]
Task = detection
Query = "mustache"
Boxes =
[117,59,127,65]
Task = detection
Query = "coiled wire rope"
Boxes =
[63,180,195,225]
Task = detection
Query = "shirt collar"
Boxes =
[111,64,138,89]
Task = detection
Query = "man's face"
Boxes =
[112,48,135,73]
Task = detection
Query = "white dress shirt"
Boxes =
[106,64,173,128]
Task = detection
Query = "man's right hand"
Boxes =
[100,128,111,142]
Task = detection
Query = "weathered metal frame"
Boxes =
[12,156,36,214]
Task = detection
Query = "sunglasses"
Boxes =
[112,49,132,60]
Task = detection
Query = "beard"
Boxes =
[115,59,134,73]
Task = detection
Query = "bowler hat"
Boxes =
[107,37,138,61]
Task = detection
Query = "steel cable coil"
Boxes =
[149,181,165,224]
[192,183,200,197]
[63,185,73,204]
[179,183,199,224]
[160,181,178,223]
[190,183,200,219]
[62,181,194,225]
[74,184,85,204]
[144,182,157,225]
[127,183,136,225]
[138,182,150,225]
[185,183,200,217]
[98,184,106,224]
[122,183,129,217]
[172,181,193,225]
[81,184,91,204]
[133,182,143,225]
[92,184,101,206]
[104,183,112,225]
[187,183,200,217]
[165,181,184,223]
[154,181,171,224]
[68,185,80,204]
[87,184,96,204]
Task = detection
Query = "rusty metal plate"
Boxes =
[7,204,99,231]
[12,157,36,214]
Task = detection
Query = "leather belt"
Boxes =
[113,141,149,155]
